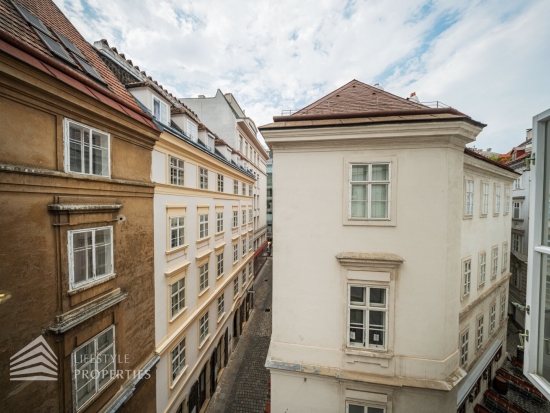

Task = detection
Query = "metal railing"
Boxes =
[420,101,450,108]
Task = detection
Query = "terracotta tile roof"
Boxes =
[464,148,518,173]
[0,0,146,115]
[293,79,427,116]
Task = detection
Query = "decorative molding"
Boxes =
[459,273,510,319]
[336,252,404,270]
[165,260,191,278]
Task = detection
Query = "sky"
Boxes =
[54,0,550,153]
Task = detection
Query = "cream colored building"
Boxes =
[182,91,270,254]
[95,41,257,413]
[260,80,517,413]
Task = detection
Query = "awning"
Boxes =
[457,339,502,406]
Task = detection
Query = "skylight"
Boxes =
[54,30,86,59]
[34,30,75,65]
[12,3,49,34]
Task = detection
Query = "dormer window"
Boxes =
[153,96,168,125]
[187,120,198,142]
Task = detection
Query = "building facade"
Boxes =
[181,90,269,257]
[501,132,533,329]
[260,80,516,413]
[0,1,160,412]
[94,41,257,413]
[267,151,273,241]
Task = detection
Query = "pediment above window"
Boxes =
[48,196,122,226]
[336,252,404,272]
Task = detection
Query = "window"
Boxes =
[492,247,498,278]
[217,253,224,277]
[349,163,390,219]
[512,233,522,253]
[199,312,209,345]
[187,120,198,142]
[460,330,469,366]
[217,293,225,319]
[249,261,253,277]
[170,156,185,186]
[170,217,185,249]
[249,208,252,223]
[462,259,471,297]
[514,174,522,189]
[505,187,511,214]
[153,96,168,124]
[346,402,385,413]
[511,265,520,288]
[233,211,238,228]
[479,252,486,286]
[249,235,252,251]
[233,277,239,296]
[249,184,253,196]
[241,268,246,285]
[199,214,209,239]
[242,209,246,225]
[465,179,474,216]
[234,180,239,195]
[477,315,484,348]
[348,285,388,349]
[242,237,247,256]
[69,227,113,290]
[72,326,115,410]
[65,119,109,177]
[199,167,208,190]
[170,337,186,383]
[502,243,508,273]
[170,277,185,318]
[233,244,238,263]
[216,212,223,233]
[494,185,501,214]
[217,174,224,192]
[242,182,246,195]
[500,293,506,322]
[513,201,522,219]
[490,302,496,333]
[199,262,209,293]
[481,182,489,215]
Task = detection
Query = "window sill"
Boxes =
[478,283,485,290]
[169,365,188,390]
[463,215,473,220]
[512,218,524,222]
[216,272,224,280]
[345,348,392,359]
[169,307,187,324]
[480,213,488,218]
[196,236,211,245]
[198,334,210,350]
[198,287,210,298]
[217,312,226,324]
[68,273,116,296]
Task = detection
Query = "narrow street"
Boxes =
[206,258,273,413]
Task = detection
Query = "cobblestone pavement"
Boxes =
[206,258,272,413]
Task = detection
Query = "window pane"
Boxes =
[371,201,388,218]
[372,164,389,181]
[369,311,385,328]
[97,328,114,353]
[370,288,386,307]
[368,408,385,413]
[539,254,550,381]
[349,405,365,413]
[350,309,364,326]
[73,231,92,284]
[351,165,368,181]
[351,201,367,218]
[76,362,96,408]
[74,342,94,370]
[351,184,367,201]
[95,229,112,277]
[371,184,388,201]
[350,286,365,305]
[349,326,364,345]
[369,328,385,347]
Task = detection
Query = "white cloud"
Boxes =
[54,0,549,151]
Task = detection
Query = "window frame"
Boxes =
[345,400,387,413]
[169,156,185,186]
[502,243,508,273]
[152,95,169,125]
[478,252,486,287]
[169,216,185,250]
[217,173,224,192]
[476,314,484,348]
[513,201,523,219]
[233,211,238,228]
[170,276,186,319]
[216,212,223,233]
[481,181,489,216]
[199,167,209,190]
[233,277,239,297]
[512,233,522,253]
[198,262,209,293]
[462,258,471,297]
[233,243,238,263]
[217,293,225,320]
[504,186,511,214]
[233,180,239,195]
[68,226,114,291]
[490,301,496,333]
[170,337,186,384]
[460,329,469,366]
[64,118,110,178]
[199,214,209,239]
[198,311,209,346]
[465,178,474,217]
[494,184,501,215]
[491,246,499,279]
[217,253,224,278]
[187,119,198,142]
[349,163,391,220]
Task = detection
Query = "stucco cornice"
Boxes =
[463,155,519,181]
[336,252,404,269]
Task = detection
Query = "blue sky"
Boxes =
[55,0,550,152]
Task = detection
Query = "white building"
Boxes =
[94,40,257,413]
[523,107,550,399]
[182,90,269,254]
[260,80,517,413]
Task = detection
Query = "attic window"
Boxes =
[74,55,104,83]
[35,30,75,64]
[153,96,168,125]
[53,30,86,59]
[12,3,50,34]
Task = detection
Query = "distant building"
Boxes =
[0,1,160,411]
[502,130,533,329]
[94,40,257,413]
[181,91,270,256]
[267,151,273,241]
[260,80,517,413]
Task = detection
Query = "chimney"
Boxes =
[373,83,384,91]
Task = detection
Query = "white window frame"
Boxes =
[199,312,209,345]
[500,293,507,322]
[217,173,224,192]
[348,163,391,220]
[242,209,246,225]
[216,212,223,233]
[505,186,511,214]
[345,400,386,413]
[170,277,186,318]
[169,156,185,186]
[465,179,474,216]
[234,179,239,195]
[242,237,247,256]
[217,253,224,277]
[233,243,238,263]
[152,95,169,124]
[462,258,471,297]
[494,184,501,214]
[72,325,116,410]
[199,167,209,190]
[479,252,486,287]
[199,262,209,293]
[514,174,523,189]
[64,118,110,178]
[490,302,496,333]
[481,182,489,216]
[170,216,185,249]
[187,119,198,142]
[460,329,469,366]
[242,182,246,195]
[170,337,186,383]
[347,285,388,350]
[513,201,522,219]
[68,226,114,291]
[502,242,508,273]
[233,277,239,297]
[233,211,238,228]
[512,233,522,253]
[199,214,209,239]
[476,315,484,348]
[217,293,225,320]
[491,246,499,279]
